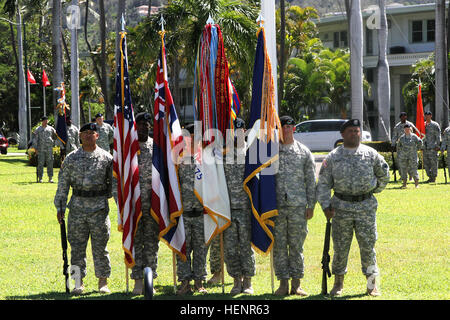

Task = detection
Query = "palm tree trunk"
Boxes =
[436,0,449,128]
[52,0,64,112]
[99,0,111,119]
[377,0,391,141]
[17,4,28,149]
[278,0,286,108]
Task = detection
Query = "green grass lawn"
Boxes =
[0,153,449,301]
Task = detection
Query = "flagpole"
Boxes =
[125,266,129,293]
[172,252,177,294]
[43,86,46,117]
[220,233,225,294]
[270,250,275,294]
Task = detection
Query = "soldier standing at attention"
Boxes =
[33,116,57,183]
[65,115,80,155]
[128,112,159,295]
[317,119,390,297]
[223,118,255,295]
[94,113,114,153]
[396,124,423,188]
[176,123,208,295]
[422,111,441,183]
[55,123,113,295]
[391,112,419,148]
[273,115,316,296]
[441,125,450,174]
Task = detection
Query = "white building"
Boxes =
[317,2,442,139]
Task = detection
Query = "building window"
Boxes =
[366,27,373,55]
[333,30,348,48]
[411,20,423,42]
[427,20,435,42]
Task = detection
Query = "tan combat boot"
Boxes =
[366,275,381,297]
[242,277,254,295]
[230,277,242,295]
[414,178,419,188]
[207,271,222,285]
[274,279,289,296]
[132,279,144,295]
[98,278,111,294]
[290,279,308,296]
[176,280,192,295]
[330,274,344,297]
[194,279,207,294]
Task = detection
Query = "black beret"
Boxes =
[95,113,103,119]
[424,110,432,115]
[340,119,361,133]
[399,112,407,118]
[280,115,295,126]
[404,123,411,128]
[184,123,195,135]
[80,122,97,132]
[235,118,245,129]
[41,116,48,121]
[135,112,152,123]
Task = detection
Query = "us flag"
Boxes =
[113,31,142,268]
[151,32,186,261]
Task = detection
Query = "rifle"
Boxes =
[390,149,397,182]
[442,152,448,184]
[59,201,70,293]
[321,219,332,295]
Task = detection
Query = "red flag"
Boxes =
[42,69,51,87]
[415,84,425,139]
[27,69,36,84]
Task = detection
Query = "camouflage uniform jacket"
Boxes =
[54,146,113,213]
[224,149,249,210]
[276,140,316,209]
[397,133,423,159]
[423,121,441,150]
[66,124,80,154]
[33,125,57,151]
[138,138,153,213]
[392,120,418,146]
[96,122,114,151]
[178,156,203,211]
[317,144,390,212]
[441,126,450,152]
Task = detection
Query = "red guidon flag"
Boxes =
[42,69,51,87]
[415,83,425,139]
[27,69,36,84]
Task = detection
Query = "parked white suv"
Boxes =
[294,119,372,151]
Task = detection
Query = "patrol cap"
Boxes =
[135,112,152,123]
[340,119,361,133]
[404,123,411,128]
[80,122,97,132]
[95,113,103,119]
[280,115,295,126]
[424,110,432,115]
[41,116,48,121]
[399,112,407,118]
[235,118,245,129]
[184,123,195,135]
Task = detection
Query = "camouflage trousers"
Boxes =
[273,206,308,280]
[130,210,160,280]
[223,209,255,278]
[423,149,438,179]
[208,236,221,274]
[176,215,207,281]
[331,208,378,276]
[397,156,419,181]
[37,148,53,179]
[67,208,111,279]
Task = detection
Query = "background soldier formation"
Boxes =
[52,108,450,297]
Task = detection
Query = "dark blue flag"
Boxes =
[55,83,68,147]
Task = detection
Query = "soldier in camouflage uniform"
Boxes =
[176,123,208,295]
[33,116,57,183]
[94,113,114,152]
[317,119,390,297]
[223,118,255,295]
[55,123,113,295]
[441,125,450,175]
[396,124,423,188]
[129,112,159,295]
[65,116,80,155]
[391,112,419,148]
[273,115,316,296]
[423,111,441,183]
[206,235,222,285]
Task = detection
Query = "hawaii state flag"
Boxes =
[113,30,142,268]
[151,32,186,261]
[415,83,425,139]
[243,27,281,255]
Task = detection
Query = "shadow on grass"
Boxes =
[0,157,29,165]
